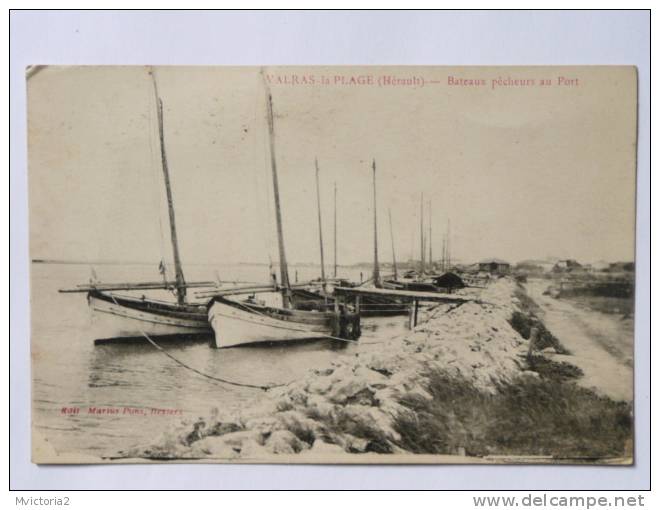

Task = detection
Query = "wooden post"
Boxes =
[333,294,341,337]
[355,294,361,315]
[527,326,539,359]
[408,298,420,329]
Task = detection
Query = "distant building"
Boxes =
[478,258,511,275]
[608,261,635,273]
[515,259,555,274]
[552,259,583,273]
[590,260,610,272]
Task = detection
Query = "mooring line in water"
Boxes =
[141,332,282,391]
[106,293,281,391]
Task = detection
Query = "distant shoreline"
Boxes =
[31,259,270,266]
[30,259,373,268]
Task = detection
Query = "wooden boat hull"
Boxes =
[382,273,466,294]
[359,294,408,316]
[89,291,210,344]
[291,287,408,317]
[208,297,359,348]
[381,280,405,291]
[382,279,439,293]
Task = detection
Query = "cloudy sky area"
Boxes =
[28,66,637,267]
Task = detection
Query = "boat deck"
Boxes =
[333,286,473,303]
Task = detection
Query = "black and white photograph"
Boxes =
[27,64,638,465]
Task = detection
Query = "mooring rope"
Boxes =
[106,293,283,391]
[141,331,281,391]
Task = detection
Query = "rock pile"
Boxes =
[120,278,532,460]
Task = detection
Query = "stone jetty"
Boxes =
[119,279,536,460]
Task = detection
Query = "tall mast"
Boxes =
[410,212,415,264]
[441,236,446,272]
[262,70,291,307]
[372,159,381,286]
[314,158,326,284]
[389,208,398,280]
[447,218,451,270]
[151,69,186,305]
[420,193,425,274]
[333,181,337,278]
[428,200,433,272]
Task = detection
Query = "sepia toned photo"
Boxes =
[28,65,637,464]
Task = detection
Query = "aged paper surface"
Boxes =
[29,66,637,464]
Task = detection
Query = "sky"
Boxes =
[28,66,637,267]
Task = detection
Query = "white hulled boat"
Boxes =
[207,69,361,348]
[208,296,357,348]
[62,68,213,343]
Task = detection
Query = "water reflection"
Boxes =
[33,263,411,457]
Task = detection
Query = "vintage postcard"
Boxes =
[28,66,637,464]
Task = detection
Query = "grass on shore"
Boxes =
[177,283,631,461]
[390,285,630,459]
[393,368,632,459]
[526,355,584,381]
[286,283,628,460]
[565,295,635,317]
[510,286,570,354]
[393,285,629,459]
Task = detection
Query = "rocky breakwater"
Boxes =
[119,279,534,461]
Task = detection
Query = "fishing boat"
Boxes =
[382,273,465,294]
[87,290,209,343]
[332,160,409,315]
[362,160,409,314]
[61,68,213,343]
[291,159,408,317]
[207,69,361,348]
[382,195,463,293]
[288,159,408,317]
[382,201,467,294]
[208,295,359,348]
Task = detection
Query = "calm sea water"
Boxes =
[31,262,409,458]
